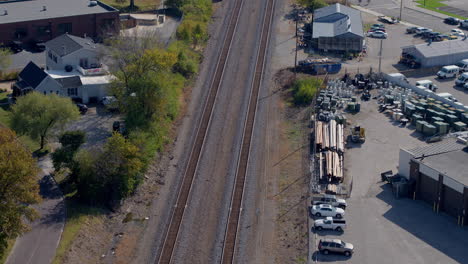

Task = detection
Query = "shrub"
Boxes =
[292,78,322,105]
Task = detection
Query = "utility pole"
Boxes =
[294,14,298,79]
[399,0,403,21]
[378,38,383,74]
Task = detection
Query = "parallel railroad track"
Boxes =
[157,0,275,262]
[156,0,245,262]
[220,0,275,262]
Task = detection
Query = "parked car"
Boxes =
[444,17,460,25]
[368,27,386,32]
[101,96,118,111]
[312,194,347,209]
[318,239,354,256]
[450,29,465,37]
[415,27,432,35]
[7,41,23,53]
[415,79,438,91]
[455,72,468,86]
[367,31,387,38]
[437,65,459,79]
[448,34,459,40]
[314,217,346,232]
[436,92,458,102]
[406,27,418,34]
[461,19,468,29]
[311,204,345,218]
[378,16,399,24]
[456,59,468,72]
[464,82,468,90]
[76,103,88,115]
[29,41,46,52]
[371,23,384,29]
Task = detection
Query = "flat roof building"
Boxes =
[399,137,468,225]
[0,0,119,45]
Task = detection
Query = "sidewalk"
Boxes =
[6,155,65,264]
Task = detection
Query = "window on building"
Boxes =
[80,58,89,68]
[67,88,77,96]
[101,19,115,30]
[57,23,72,34]
[37,25,51,36]
[56,91,59,95]
[14,28,27,39]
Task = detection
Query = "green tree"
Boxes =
[0,48,12,77]
[74,133,144,207]
[52,130,86,171]
[0,128,41,255]
[10,92,80,150]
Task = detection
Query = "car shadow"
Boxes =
[312,250,352,262]
[375,183,468,264]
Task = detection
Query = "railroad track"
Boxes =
[156,0,245,262]
[220,0,275,262]
[157,0,275,261]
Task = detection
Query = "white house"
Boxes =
[13,33,113,103]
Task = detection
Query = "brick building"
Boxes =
[0,0,119,45]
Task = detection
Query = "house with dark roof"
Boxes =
[0,0,119,45]
[13,34,113,103]
[312,3,364,52]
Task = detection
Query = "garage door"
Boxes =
[442,185,462,218]
[419,173,438,205]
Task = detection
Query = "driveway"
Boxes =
[6,155,65,264]
[66,105,121,148]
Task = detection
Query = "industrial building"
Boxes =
[401,39,468,68]
[0,0,119,45]
[312,3,364,53]
[398,137,468,225]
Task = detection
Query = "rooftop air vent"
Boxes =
[89,1,98,7]
[42,6,46,11]
[3,10,7,16]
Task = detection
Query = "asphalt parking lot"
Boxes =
[312,97,468,264]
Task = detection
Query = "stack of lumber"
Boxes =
[315,120,345,183]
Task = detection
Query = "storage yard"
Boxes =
[310,71,468,263]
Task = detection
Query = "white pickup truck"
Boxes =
[314,217,347,232]
[311,194,347,209]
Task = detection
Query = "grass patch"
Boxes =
[100,0,161,12]
[416,0,468,20]
[363,23,372,32]
[0,239,15,264]
[52,199,106,264]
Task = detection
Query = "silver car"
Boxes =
[318,238,354,256]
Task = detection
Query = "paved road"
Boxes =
[350,0,460,33]
[6,155,65,264]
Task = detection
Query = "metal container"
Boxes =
[444,114,458,124]
[416,120,426,132]
[453,121,467,131]
[423,123,436,136]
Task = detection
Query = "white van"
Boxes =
[455,72,468,86]
[437,65,459,79]
[437,92,457,102]
[456,59,468,72]
[388,73,408,83]
[415,80,437,91]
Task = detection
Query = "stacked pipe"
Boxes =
[315,120,345,183]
